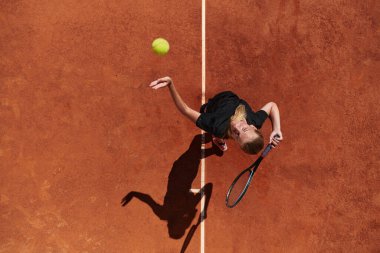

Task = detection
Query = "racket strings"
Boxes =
[227,170,251,207]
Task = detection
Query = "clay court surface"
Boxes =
[1,0,379,252]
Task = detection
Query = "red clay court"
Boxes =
[1,0,379,252]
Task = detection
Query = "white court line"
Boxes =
[201,0,206,253]
[190,188,201,193]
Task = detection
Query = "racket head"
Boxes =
[225,168,255,208]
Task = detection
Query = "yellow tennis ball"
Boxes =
[152,38,170,56]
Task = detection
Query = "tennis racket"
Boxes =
[226,136,279,208]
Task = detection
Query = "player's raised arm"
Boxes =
[149,77,200,123]
[260,102,283,147]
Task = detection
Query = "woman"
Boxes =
[149,76,283,154]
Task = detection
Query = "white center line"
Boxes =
[201,0,206,253]
[190,188,201,193]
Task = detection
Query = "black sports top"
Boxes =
[195,91,268,138]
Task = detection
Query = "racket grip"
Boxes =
[261,134,280,157]
[261,144,272,158]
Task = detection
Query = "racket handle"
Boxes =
[262,134,280,157]
[261,144,272,158]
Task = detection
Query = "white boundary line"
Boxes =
[190,188,201,193]
[201,0,206,253]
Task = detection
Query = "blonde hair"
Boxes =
[230,104,247,121]
[227,104,247,138]
[227,104,264,155]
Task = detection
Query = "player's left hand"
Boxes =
[149,76,173,89]
[269,130,283,148]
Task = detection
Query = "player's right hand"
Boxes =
[269,131,283,148]
[149,76,173,89]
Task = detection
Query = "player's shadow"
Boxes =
[121,133,222,250]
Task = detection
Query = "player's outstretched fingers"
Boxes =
[149,77,172,89]
[149,82,156,88]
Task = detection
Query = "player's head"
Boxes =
[229,122,264,155]
[239,130,264,155]
[228,104,264,155]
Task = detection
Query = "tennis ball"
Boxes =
[152,38,170,56]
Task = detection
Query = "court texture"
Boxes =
[1,0,379,252]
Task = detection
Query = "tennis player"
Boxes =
[149,76,283,154]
